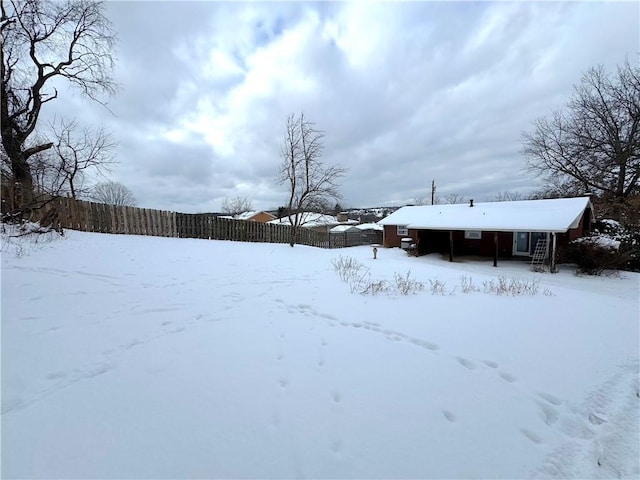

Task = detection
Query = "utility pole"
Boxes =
[431,180,436,205]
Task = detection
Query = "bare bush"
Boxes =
[360,280,389,296]
[482,276,542,296]
[394,271,425,295]
[331,256,365,282]
[459,275,480,293]
[1,221,64,257]
[428,278,447,295]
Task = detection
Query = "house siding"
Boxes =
[248,212,276,223]
[383,225,418,248]
[383,220,590,259]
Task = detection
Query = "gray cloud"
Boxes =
[37,1,639,213]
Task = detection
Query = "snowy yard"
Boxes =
[1,229,639,479]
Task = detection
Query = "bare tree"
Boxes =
[414,192,466,205]
[279,113,347,246]
[413,195,431,206]
[54,119,115,199]
[221,196,253,216]
[441,193,468,204]
[1,0,117,215]
[493,190,525,202]
[522,60,640,219]
[90,181,135,207]
[34,118,114,199]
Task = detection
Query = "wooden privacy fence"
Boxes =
[329,230,383,248]
[35,196,335,248]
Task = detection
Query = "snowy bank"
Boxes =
[2,229,638,478]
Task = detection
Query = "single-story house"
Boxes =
[270,212,358,233]
[354,223,384,232]
[377,196,594,269]
[234,211,277,223]
[330,225,361,234]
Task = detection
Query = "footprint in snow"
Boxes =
[536,401,559,426]
[538,392,562,406]
[442,410,457,423]
[588,412,608,425]
[498,371,517,383]
[520,428,543,444]
[330,440,342,454]
[456,357,476,369]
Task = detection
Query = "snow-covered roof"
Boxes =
[234,211,275,221]
[234,211,258,220]
[377,197,594,233]
[330,225,360,233]
[355,223,383,231]
[269,212,341,228]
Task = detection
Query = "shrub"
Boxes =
[459,275,480,293]
[1,221,63,257]
[565,219,640,274]
[331,256,365,282]
[482,276,541,296]
[563,237,621,275]
[428,278,447,295]
[393,271,424,295]
[360,280,388,296]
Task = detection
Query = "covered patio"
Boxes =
[378,197,595,272]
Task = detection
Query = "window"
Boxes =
[464,230,482,239]
[397,225,408,236]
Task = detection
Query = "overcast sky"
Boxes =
[45,1,639,213]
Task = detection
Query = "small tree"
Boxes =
[493,191,525,202]
[523,60,640,220]
[413,195,431,206]
[90,181,135,207]
[221,196,253,216]
[279,113,347,246]
[44,118,115,199]
[441,193,468,204]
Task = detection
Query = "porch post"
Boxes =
[449,230,453,262]
[493,232,498,267]
[550,233,557,273]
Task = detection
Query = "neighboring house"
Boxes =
[270,212,358,233]
[354,223,384,232]
[330,225,360,234]
[329,223,384,248]
[377,196,594,269]
[234,211,277,223]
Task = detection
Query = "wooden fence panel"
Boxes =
[127,207,135,235]
[162,210,168,236]
[108,204,116,233]
[148,209,156,236]
[92,202,101,232]
[153,209,161,237]
[121,206,129,234]
[133,207,142,235]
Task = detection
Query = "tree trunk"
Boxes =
[2,133,35,213]
[13,156,35,213]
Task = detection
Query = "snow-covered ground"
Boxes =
[2,228,638,479]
